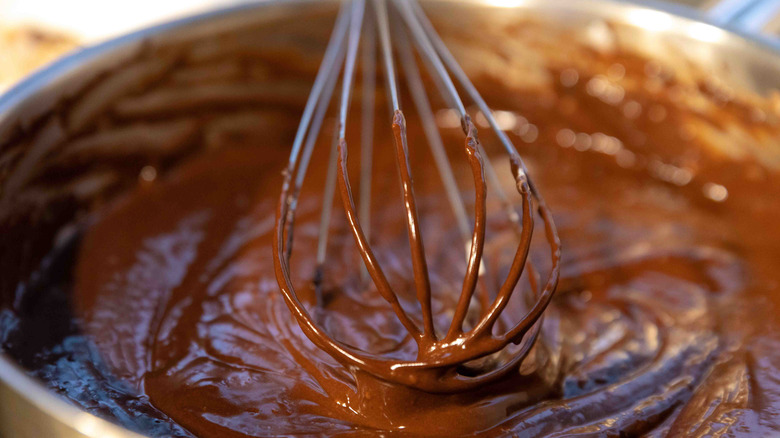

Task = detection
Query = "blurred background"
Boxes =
[0,0,778,93]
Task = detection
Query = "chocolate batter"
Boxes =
[1,8,780,438]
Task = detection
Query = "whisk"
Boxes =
[273,0,560,393]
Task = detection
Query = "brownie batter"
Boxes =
[1,8,780,438]
[72,77,780,437]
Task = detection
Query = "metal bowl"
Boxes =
[0,0,778,436]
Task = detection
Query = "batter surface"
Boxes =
[73,72,780,437]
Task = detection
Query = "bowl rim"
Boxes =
[1,0,779,123]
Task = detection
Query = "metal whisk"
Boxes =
[273,0,560,393]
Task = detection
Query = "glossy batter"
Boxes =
[73,68,780,437]
[1,10,780,438]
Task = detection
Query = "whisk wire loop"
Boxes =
[273,0,560,393]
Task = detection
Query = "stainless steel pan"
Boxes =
[0,0,777,436]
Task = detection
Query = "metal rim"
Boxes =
[1,0,779,119]
[0,0,777,436]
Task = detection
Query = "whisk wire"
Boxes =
[338,0,366,138]
[283,3,350,263]
[284,0,349,175]
[358,11,377,280]
[273,0,561,393]
[375,0,400,112]
[374,0,439,341]
[408,0,561,339]
[394,22,471,246]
